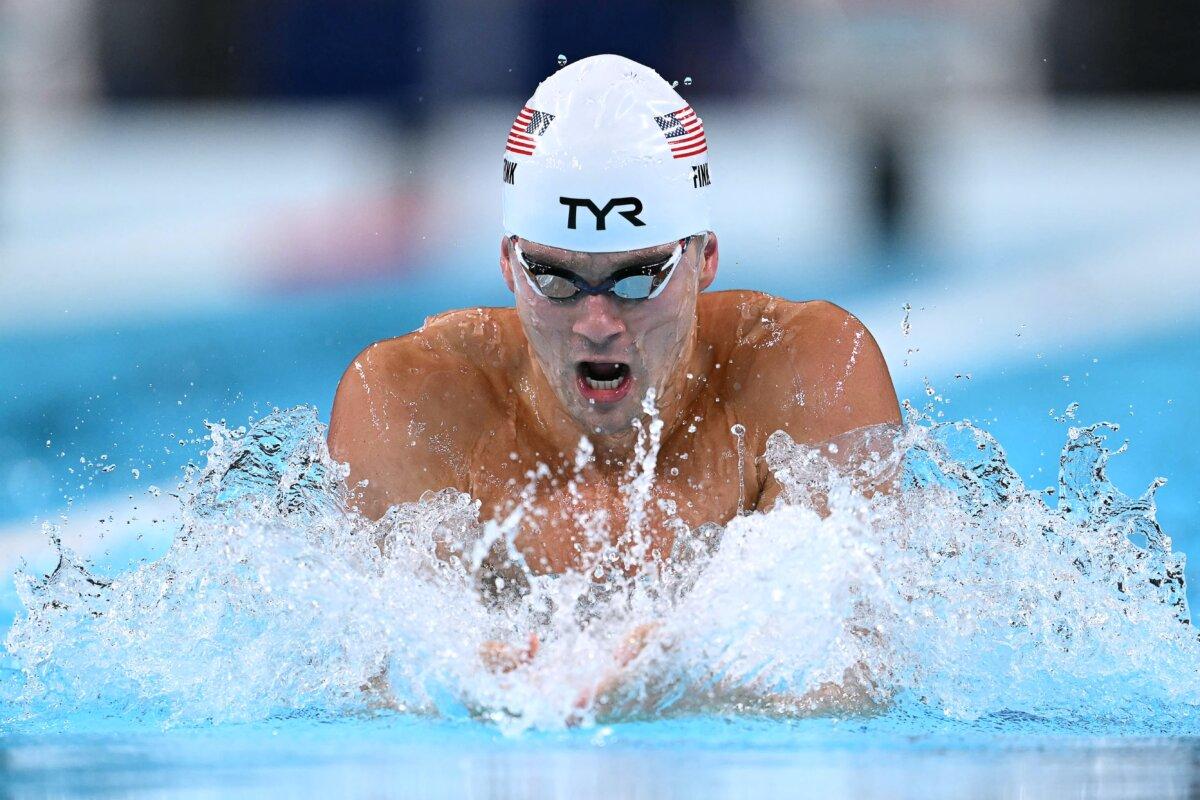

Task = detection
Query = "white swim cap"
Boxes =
[501,54,712,253]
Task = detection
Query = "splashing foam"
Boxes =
[4,401,1198,734]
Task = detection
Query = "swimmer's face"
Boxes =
[500,233,718,435]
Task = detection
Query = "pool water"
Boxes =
[5,716,1200,799]
[2,278,1198,798]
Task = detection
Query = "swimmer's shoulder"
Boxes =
[697,290,864,356]
[411,306,525,364]
[329,307,523,513]
[699,290,898,428]
[336,306,523,398]
[329,308,521,454]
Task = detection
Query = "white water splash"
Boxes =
[3,401,1198,734]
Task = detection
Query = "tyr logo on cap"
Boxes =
[559,197,646,230]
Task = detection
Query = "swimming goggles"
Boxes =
[511,236,690,302]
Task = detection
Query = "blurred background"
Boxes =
[1,2,1198,602]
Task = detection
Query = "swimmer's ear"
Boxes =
[697,230,719,291]
[499,235,517,294]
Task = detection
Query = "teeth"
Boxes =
[584,376,622,390]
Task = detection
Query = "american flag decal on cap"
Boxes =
[506,107,555,156]
[654,105,707,159]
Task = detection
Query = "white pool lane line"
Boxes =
[858,219,1200,390]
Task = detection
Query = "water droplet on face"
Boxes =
[683,76,693,86]
[557,54,568,67]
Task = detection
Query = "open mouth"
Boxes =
[576,361,633,404]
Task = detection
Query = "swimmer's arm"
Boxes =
[753,302,901,512]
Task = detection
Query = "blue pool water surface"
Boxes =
[1,276,1198,799]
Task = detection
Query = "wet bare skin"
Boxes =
[328,233,901,575]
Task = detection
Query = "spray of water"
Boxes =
[3,399,1198,734]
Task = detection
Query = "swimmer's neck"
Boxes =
[517,332,713,465]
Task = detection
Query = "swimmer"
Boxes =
[330,55,900,689]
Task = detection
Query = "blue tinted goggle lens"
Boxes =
[515,240,685,302]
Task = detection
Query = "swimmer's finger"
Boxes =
[478,641,515,673]
[574,670,619,711]
[571,624,665,718]
[479,633,540,674]
[571,624,659,711]
[614,622,659,666]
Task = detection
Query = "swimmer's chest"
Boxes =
[466,421,753,574]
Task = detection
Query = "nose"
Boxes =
[571,294,626,348]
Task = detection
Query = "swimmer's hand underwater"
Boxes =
[478,624,884,723]
[478,624,659,721]
[479,633,540,674]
